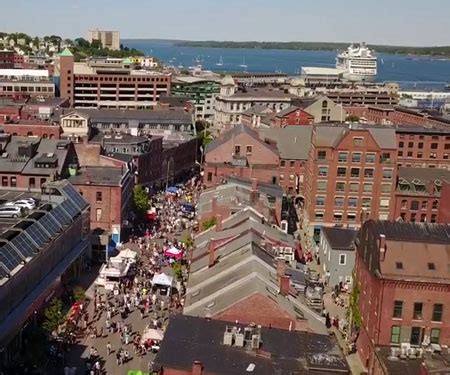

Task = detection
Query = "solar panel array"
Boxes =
[61,183,87,211]
[0,187,84,279]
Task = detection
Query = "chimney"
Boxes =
[208,240,216,267]
[215,214,222,231]
[279,275,290,297]
[192,361,203,375]
[277,259,287,277]
[379,234,386,261]
[250,178,258,204]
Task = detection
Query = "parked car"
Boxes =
[0,206,23,218]
[5,199,36,210]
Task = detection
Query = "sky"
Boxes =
[1,0,450,46]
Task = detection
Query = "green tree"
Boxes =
[75,37,90,48]
[42,298,65,334]
[183,234,194,248]
[348,272,362,330]
[132,184,149,215]
[345,115,360,122]
[172,261,183,280]
[73,286,86,303]
[202,217,217,231]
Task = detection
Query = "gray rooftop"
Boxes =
[68,166,128,186]
[259,126,313,160]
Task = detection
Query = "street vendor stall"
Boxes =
[152,272,174,295]
[117,248,138,263]
[166,186,178,194]
[164,246,183,260]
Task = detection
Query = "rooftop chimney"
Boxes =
[192,361,203,375]
[250,178,258,204]
[215,214,223,232]
[379,234,386,261]
[208,240,216,268]
[279,275,290,297]
[277,259,287,278]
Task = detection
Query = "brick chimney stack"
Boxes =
[208,240,216,268]
[277,259,287,278]
[215,214,223,231]
[250,178,258,204]
[192,360,203,375]
[379,234,386,261]
[279,275,290,296]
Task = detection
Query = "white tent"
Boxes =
[141,327,164,342]
[117,248,138,261]
[152,272,174,287]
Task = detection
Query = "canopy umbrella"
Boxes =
[166,186,178,194]
[152,272,174,287]
[118,248,138,260]
[141,327,164,342]
[164,246,183,259]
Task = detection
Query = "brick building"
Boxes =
[57,50,172,109]
[392,167,450,223]
[0,69,55,98]
[259,126,312,197]
[0,51,14,69]
[204,124,280,187]
[69,165,133,233]
[268,105,314,127]
[355,220,450,374]
[0,119,61,139]
[303,125,397,241]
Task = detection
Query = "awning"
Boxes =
[164,246,183,259]
[118,248,137,260]
[166,186,178,194]
[152,273,173,287]
[142,327,164,341]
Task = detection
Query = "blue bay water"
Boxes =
[123,40,450,90]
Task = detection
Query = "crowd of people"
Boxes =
[75,178,202,374]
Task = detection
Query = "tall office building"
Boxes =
[87,30,120,51]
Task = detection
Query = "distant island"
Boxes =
[174,41,450,58]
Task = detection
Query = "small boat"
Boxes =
[239,57,248,68]
[216,56,223,66]
[178,64,184,69]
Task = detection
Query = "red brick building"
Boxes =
[303,125,397,240]
[0,51,14,69]
[392,167,450,223]
[355,220,450,374]
[269,106,314,127]
[0,120,61,138]
[204,124,280,187]
[69,165,133,233]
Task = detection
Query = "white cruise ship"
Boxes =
[336,42,377,82]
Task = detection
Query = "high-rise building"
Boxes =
[87,30,120,51]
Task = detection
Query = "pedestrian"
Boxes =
[106,341,112,356]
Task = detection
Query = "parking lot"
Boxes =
[0,190,43,233]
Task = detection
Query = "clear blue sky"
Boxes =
[2,0,450,46]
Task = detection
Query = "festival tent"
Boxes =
[164,246,183,260]
[152,272,174,287]
[141,327,164,342]
[117,248,138,261]
[166,186,178,194]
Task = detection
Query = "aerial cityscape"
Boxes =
[0,1,450,374]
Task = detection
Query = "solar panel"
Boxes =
[39,213,63,234]
[61,199,79,218]
[0,263,9,279]
[49,205,73,226]
[61,184,87,211]
[10,233,38,258]
[26,222,52,248]
[0,243,23,272]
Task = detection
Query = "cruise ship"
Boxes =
[336,42,377,82]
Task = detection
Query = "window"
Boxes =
[318,167,328,177]
[338,152,348,162]
[349,183,359,192]
[234,145,241,155]
[314,212,324,221]
[316,196,325,206]
[411,213,416,222]
[29,177,36,189]
[446,144,450,150]
[432,304,443,322]
[396,262,403,269]
[317,181,327,191]
[410,327,421,346]
[430,152,437,159]
[432,200,439,210]
[339,254,346,265]
[336,182,345,192]
[390,326,401,344]
[380,199,390,209]
[398,151,403,157]
[348,197,357,207]
[408,141,414,148]
[381,184,391,193]
[289,174,295,181]
[279,173,285,180]
[322,100,328,108]
[431,329,441,344]
[366,153,376,163]
[407,151,413,157]
[413,302,423,320]
[280,160,285,167]
[363,183,372,193]
[10,177,17,188]
[353,137,364,147]
[317,151,326,160]
[410,200,419,210]
[246,145,252,155]
[399,141,404,147]
[2,176,8,187]
[350,168,360,178]
[333,212,343,222]
[364,168,374,178]
[362,198,371,208]
[290,160,295,167]
[382,169,393,180]
[431,214,437,223]
[420,214,427,222]
[417,152,423,158]
[207,172,212,182]
[352,152,362,163]
[96,208,102,221]
[431,143,438,149]
[401,199,408,209]
[347,213,356,222]
[337,167,346,177]
[393,301,403,318]
[334,197,344,207]
[96,192,103,203]
[418,142,424,149]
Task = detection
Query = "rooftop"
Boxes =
[153,315,349,374]
[321,227,357,251]
[68,166,128,186]
[229,87,296,100]
[89,133,151,145]
[259,126,313,160]
[397,167,450,195]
